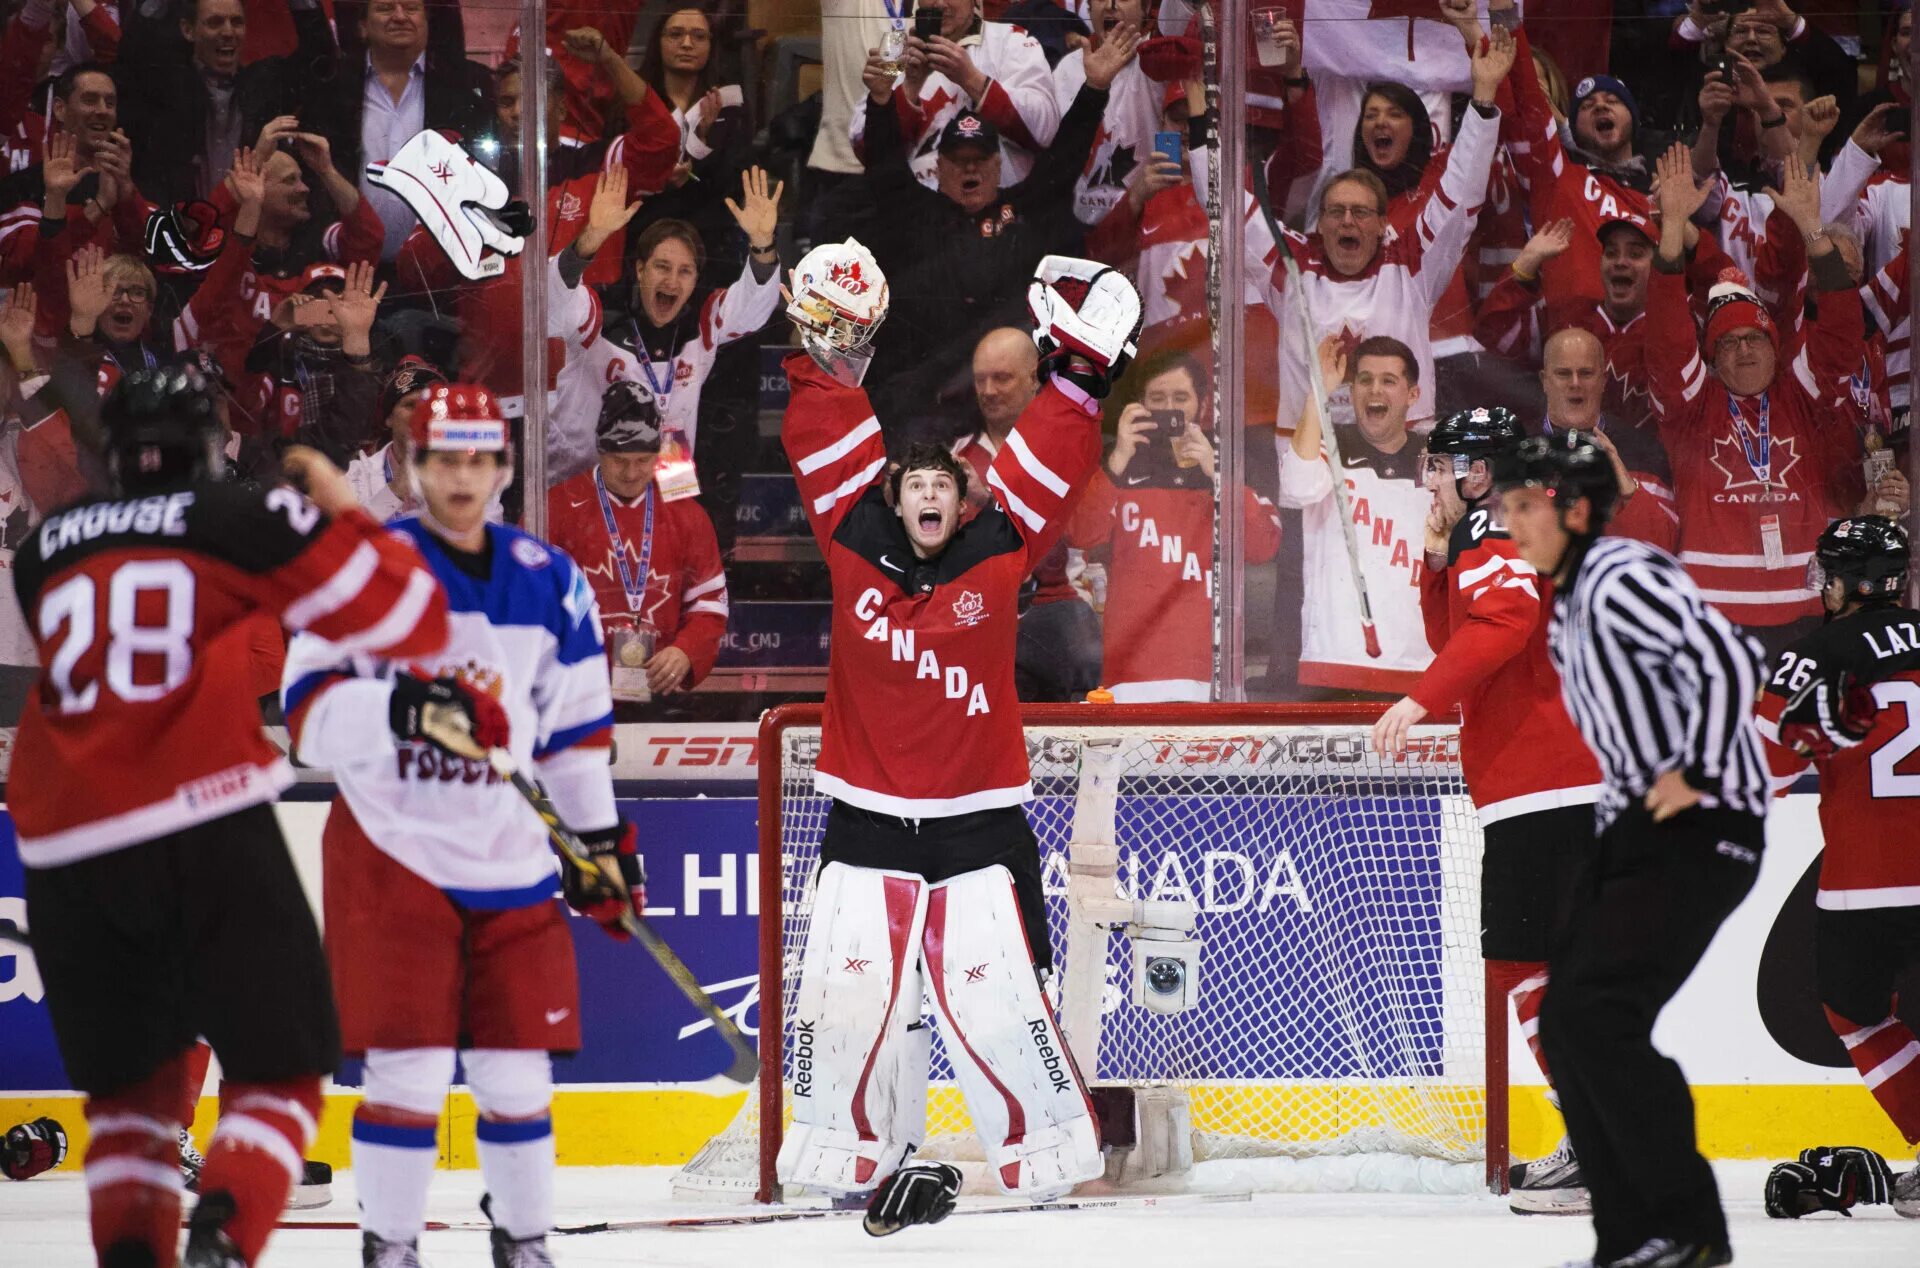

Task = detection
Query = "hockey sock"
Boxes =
[1826,1005,1920,1145]
[1488,960,1554,1083]
[195,1076,323,1262]
[176,1042,213,1133]
[84,1050,190,1268]
[351,1103,440,1243]
[475,1113,555,1239]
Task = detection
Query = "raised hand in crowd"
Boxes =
[1762,153,1824,241]
[1799,95,1840,147]
[576,163,641,259]
[1315,332,1349,396]
[863,45,898,104]
[1512,217,1574,281]
[1729,53,1772,114]
[225,145,267,238]
[66,244,110,338]
[254,114,300,155]
[1698,64,1737,126]
[920,33,988,101]
[42,132,91,217]
[1468,23,1517,105]
[331,260,387,358]
[1439,0,1481,39]
[1107,402,1158,478]
[1750,0,1802,32]
[724,166,784,255]
[0,284,38,377]
[1126,143,1187,215]
[1261,14,1301,71]
[1083,21,1141,92]
[562,25,617,66]
[693,87,727,144]
[1655,142,1710,258]
[1862,467,1909,519]
[1850,101,1905,156]
[91,129,133,214]
[1585,425,1640,502]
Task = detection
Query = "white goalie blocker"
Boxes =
[776,863,1104,1200]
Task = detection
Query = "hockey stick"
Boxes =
[484,747,759,1086]
[1250,161,1383,659]
[434,1189,1253,1235]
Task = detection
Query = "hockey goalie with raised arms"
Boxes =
[777,240,1142,1236]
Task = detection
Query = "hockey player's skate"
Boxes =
[1894,1159,1920,1218]
[362,1230,425,1268]
[489,1226,557,1268]
[1508,1136,1591,1215]
[287,1158,332,1209]
[1597,1238,1731,1268]
[181,1192,241,1268]
[863,1161,963,1237]
[177,1127,206,1192]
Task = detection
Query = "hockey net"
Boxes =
[674,703,1502,1202]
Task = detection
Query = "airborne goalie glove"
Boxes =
[1026,255,1141,399]
[1764,1145,1894,1217]
[864,1161,962,1237]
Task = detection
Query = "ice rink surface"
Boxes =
[5,1162,1914,1267]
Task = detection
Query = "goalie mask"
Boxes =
[788,239,889,383]
[1808,515,1908,611]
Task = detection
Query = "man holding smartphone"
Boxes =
[853,0,1060,189]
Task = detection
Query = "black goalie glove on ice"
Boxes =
[2,1117,68,1180]
[863,1161,962,1237]
[1764,1145,1894,1217]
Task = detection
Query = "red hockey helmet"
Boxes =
[408,383,511,458]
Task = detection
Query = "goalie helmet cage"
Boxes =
[674,703,1510,1203]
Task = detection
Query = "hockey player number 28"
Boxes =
[1867,680,1920,799]
[38,559,197,714]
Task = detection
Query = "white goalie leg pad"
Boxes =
[922,865,1103,1199]
[776,862,931,1195]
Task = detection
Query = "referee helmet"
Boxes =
[1492,432,1619,531]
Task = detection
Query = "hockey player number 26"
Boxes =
[38,559,197,714]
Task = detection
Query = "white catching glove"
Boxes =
[367,130,526,281]
[1027,254,1142,384]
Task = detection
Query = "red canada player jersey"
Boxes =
[1410,507,1601,825]
[1067,467,1279,701]
[1754,605,1920,910]
[546,472,730,687]
[782,350,1100,816]
[9,484,449,867]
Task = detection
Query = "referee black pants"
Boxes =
[1538,802,1762,1262]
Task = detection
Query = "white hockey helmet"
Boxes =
[1026,255,1142,384]
[787,238,890,357]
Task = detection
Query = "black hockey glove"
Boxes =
[1779,670,1877,760]
[864,1161,962,1237]
[389,674,510,759]
[2,1117,68,1180]
[1764,1145,1893,1217]
[561,820,646,940]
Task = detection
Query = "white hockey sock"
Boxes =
[476,1115,554,1239]
[349,1111,438,1243]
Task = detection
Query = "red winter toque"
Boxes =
[1702,271,1776,355]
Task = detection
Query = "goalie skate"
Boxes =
[1896,1160,1920,1218]
[1508,1136,1591,1215]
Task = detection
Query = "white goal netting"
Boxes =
[676,712,1490,1200]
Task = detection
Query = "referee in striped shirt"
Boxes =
[1497,434,1768,1268]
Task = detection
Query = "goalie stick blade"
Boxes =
[433,1190,1253,1235]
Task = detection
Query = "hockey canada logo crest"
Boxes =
[952,590,987,627]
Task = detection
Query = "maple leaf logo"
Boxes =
[428,159,455,184]
[1086,141,1138,191]
[828,258,869,295]
[1157,242,1211,328]
[952,590,987,627]
[1709,432,1801,491]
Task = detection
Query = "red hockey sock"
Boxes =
[177,1042,213,1131]
[1826,1004,1920,1145]
[195,1077,324,1263]
[1488,959,1554,1084]
[85,1051,191,1268]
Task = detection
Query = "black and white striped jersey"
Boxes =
[1547,536,1772,830]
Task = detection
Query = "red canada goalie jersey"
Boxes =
[1754,605,1920,910]
[782,351,1101,816]
[1410,508,1601,825]
[10,485,448,867]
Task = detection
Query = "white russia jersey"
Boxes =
[1054,53,1161,226]
[281,519,616,904]
[546,252,780,483]
[1277,436,1434,692]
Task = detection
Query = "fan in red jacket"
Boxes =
[1065,352,1278,701]
[546,380,728,706]
[1644,144,1862,657]
[1372,406,1603,1215]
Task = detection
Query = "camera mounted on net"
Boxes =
[1127,898,1202,1015]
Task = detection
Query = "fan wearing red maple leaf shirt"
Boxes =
[777,243,1139,1235]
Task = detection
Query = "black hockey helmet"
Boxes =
[100,361,225,493]
[1428,405,1524,502]
[1492,431,1618,530]
[1810,515,1908,605]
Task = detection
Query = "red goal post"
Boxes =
[729,702,1509,1203]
